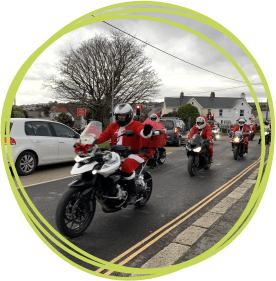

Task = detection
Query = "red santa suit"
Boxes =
[232,124,250,148]
[142,119,166,161]
[188,123,213,156]
[251,124,257,137]
[97,120,151,179]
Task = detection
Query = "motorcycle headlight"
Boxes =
[233,137,240,142]
[193,147,202,153]
[265,132,269,135]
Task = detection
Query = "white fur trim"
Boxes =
[128,154,144,163]
[123,172,135,180]
[140,129,152,139]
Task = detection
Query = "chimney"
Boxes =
[210,92,215,98]
[241,92,246,100]
[179,92,184,106]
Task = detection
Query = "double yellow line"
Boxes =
[96,157,261,275]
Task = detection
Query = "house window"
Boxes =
[240,109,244,116]
[208,109,211,114]
[173,108,177,112]
[219,109,223,116]
[192,102,194,104]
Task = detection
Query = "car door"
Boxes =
[25,121,59,162]
[50,122,80,161]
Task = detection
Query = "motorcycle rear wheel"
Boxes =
[188,155,198,176]
[55,187,96,237]
[157,150,166,164]
[233,146,238,160]
[135,172,153,207]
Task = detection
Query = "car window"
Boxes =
[5,122,13,135]
[26,121,52,136]
[25,122,35,135]
[51,123,76,138]
[160,120,174,130]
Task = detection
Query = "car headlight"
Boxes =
[193,147,202,152]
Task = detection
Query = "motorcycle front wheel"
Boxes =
[157,150,166,164]
[55,187,96,237]
[135,172,153,207]
[188,155,198,176]
[233,146,238,160]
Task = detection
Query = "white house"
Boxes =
[162,92,252,125]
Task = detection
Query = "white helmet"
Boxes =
[114,103,133,126]
[196,116,207,129]
[238,118,246,127]
[150,113,159,122]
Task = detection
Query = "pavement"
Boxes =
[130,168,258,275]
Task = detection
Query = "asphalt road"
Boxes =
[21,135,261,273]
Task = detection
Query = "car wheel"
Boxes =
[175,137,181,147]
[16,151,37,176]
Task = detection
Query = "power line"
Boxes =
[92,15,263,86]
[191,84,263,95]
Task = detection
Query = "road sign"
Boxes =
[77,108,86,116]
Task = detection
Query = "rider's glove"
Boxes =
[93,138,98,145]
[143,124,153,136]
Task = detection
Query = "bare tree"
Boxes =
[43,30,162,128]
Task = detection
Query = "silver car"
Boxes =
[5,118,80,176]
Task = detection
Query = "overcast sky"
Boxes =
[15,6,266,106]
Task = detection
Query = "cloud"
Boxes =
[16,13,265,105]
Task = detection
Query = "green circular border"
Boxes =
[1,1,274,279]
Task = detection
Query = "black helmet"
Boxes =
[114,103,133,126]
[264,121,269,125]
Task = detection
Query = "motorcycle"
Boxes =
[258,128,271,145]
[212,127,220,142]
[143,129,167,168]
[230,131,250,160]
[248,129,254,141]
[186,134,211,177]
[55,122,153,238]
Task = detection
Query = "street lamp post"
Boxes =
[112,62,115,123]
[111,57,119,123]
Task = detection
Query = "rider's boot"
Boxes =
[126,178,137,205]
[209,156,213,163]
[245,148,248,153]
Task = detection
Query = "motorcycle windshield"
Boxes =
[190,134,202,146]
[80,121,102,145]
[265,128,270,132]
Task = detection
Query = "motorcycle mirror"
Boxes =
[120,130,134,137]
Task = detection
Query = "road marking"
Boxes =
[19,175,76,189]
[96,157,260,275]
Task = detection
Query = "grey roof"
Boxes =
[147,106,163,117]
[165,96,251,109]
